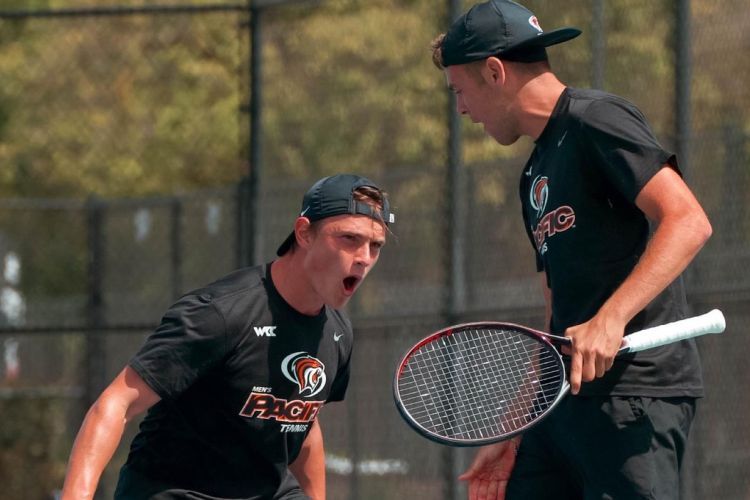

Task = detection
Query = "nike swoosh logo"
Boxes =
[333,333,343,342]
[300,206,311,216]
[557,131,568,147]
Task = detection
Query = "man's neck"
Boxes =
[514,73,566,141]
[270,255,324,316]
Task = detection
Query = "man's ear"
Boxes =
[483,57,506,87]
[294,217,314,249]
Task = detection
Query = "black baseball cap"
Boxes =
[441,0,581,66]
[276,174,394,256]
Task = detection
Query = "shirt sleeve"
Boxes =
[129,293,228,400]
[580,96,677,202]
[326,315,353,403]
[326,352,350,403]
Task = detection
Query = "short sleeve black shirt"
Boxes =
[114,263,353,499]
[519,88,703,397]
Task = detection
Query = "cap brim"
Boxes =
[507,27,582,52]
[276,231,296,256]
[442,26,582,66]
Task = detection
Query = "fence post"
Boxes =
[236,3,265,269]
[170,198,183,299]
[674,0,691,177]
[248,2,265,266]
[237,177,251,268]
[348,386,360,499]
[445,0,468,497]
[674,4,695,499]
[590,0,606,89]
[85,196,108,499]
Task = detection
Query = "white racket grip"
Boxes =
[622,309,726,353]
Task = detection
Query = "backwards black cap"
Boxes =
[441,0,581,66]
[276,174,394,256]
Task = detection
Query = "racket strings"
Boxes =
[397,327,564,442]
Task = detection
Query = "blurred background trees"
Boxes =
[3,0,744,199]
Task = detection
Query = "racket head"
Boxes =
[393,321,568,446]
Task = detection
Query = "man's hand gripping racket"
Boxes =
[393,309,725,446]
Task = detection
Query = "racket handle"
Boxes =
[622,309,726,353]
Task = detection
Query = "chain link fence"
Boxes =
[1,1,748,499]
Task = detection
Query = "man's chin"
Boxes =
[495,133,520,146]
[484,126,519,146]
[326,295,351,310]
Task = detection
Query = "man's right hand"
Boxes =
[458,437,520,500]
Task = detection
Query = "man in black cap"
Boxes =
[61,174,394,500]
[431,1,712,499]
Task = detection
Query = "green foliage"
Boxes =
[4,210,88,295]
[262,1,450,178]
[0,397,72,499]
[0,0,745,200]
[0,11,244,198]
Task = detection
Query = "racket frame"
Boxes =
[393,310,725,447]
[393,321,569,446]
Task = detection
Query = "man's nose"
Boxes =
[355,244,375,267]
[456,99,468,115]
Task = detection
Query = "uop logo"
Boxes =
[528,16,543,33]
[281,352,327,397]
[529,175,549,219]
[529,175,576,252]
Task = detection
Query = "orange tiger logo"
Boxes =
[530,175,549,219]
[281,352,327,397]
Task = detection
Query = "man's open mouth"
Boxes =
[343,276,360,293]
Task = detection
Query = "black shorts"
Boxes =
[507,395,696,500]
[114,464,310,500]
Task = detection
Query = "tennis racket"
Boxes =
[393,309,725,446]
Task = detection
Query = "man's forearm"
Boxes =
[61,398,128,500]
[599,210,711,325]
[563,168,712,393]
[289,419,326,500]
[599,167,712,325]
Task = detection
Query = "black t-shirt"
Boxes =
[114,263,353,499]
[519,87,703,397]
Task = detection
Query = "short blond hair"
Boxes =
[431,33,447,69]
